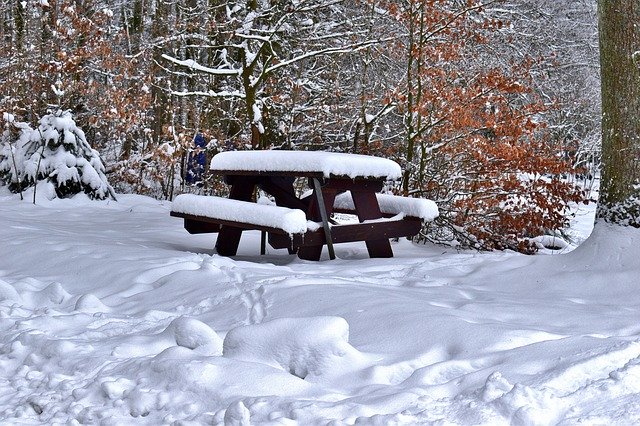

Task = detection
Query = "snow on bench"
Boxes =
[171,194,309,235]
[334,192,438,221]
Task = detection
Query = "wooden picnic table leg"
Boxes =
[259,176,305,255]
[215,176,256,256]
[312,178,336,260]
[297,182,337,261]
[351,191,394,258]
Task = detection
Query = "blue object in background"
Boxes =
[186,133,206,184]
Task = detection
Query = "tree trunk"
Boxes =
[14,0,26,47]
[402,1,417,196]
[151,0,170,146]
[130,0,144,50]
[597,1,640,226]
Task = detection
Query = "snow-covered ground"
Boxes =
[1,188,640,425]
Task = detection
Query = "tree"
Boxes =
[0,112,31,197]
[490,1,601,194]
[163,0,386,150]
[388,0,584,252]
[596,1,640,226]
[0,110,115,201]
[0,0,595,238]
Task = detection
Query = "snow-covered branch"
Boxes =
[161,55,240,77]
[266,38,393,75]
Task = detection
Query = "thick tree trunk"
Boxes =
[597,1,640,226]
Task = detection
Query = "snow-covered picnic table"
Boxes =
[171,150,438,260]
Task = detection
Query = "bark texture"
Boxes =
[597,1,640,226]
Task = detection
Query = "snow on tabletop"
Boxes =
[334,191,439,221]
[209,150,402,179]
[172,193,308,234]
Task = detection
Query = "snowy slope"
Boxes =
[1,188,639,425]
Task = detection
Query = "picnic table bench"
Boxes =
[171,150,438,260]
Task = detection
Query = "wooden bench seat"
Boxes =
[171,192,436,258]
[268,216,422,250]
[170,194,310,236]
[333,192,439,221]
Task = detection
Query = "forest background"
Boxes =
[0,0,601,252]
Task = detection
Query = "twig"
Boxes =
[33,128,47,205]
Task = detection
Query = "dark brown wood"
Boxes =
[173,165,413,260]
[213,170,386,186]
[268,217,421,250]
[268,233,293,249]
[313,177,336,260]
[351,190,394,258]
[215,176,258,256]
[297,238,323,260]
[170,211,295,235]
[332,207,398,218]
[322,178,384,192]
[258,177,309,210]
[185,218,220,234]
[297,184,338,261]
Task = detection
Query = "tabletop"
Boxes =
[209,150,402,180]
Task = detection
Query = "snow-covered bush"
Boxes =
[0,113,34,195]
[0,110,114,200]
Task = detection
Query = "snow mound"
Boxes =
[110,316,223,358]
[0,278,80,313]
[224,401,251,426]
[569,223,640,271]
[22,180,58,203]
[100,377,137,401]
[223,316,363,380]
[0,279,22,302]
[21,282,71,308]
[481,372,568,425]
[74,293,110,313]
[531,234,570,251]
[165,316,223,356]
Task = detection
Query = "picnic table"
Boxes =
[171,150,438,260]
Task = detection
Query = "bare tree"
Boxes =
[162,0,388,150]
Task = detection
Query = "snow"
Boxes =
[300,18,314,27]
[161,54,240,76]
[2,188,640,424]
[531,234,570,250]
[223,316,365,381]
[166,317,223,356]
[171,193,309,234]
[334,191,439,221]
[1,111,113,200]
[365,113,376,124]
[210,150,403,179]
